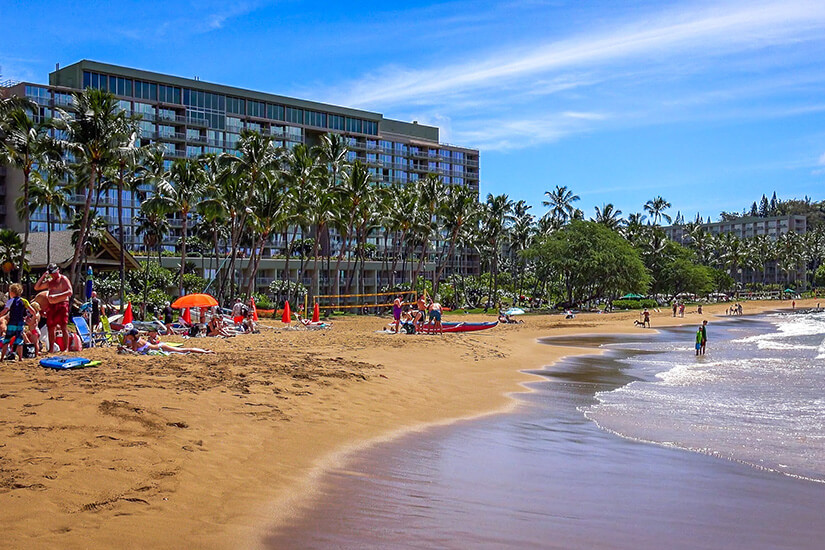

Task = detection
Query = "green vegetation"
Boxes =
[2,89,823,313]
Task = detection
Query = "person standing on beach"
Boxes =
[392,295,403,334]
[642,308,651,328]
[428,300,443,335]
[672,302,677,317]
[700,320,708,355]
[34,263,73,353]
[416,294,428,328]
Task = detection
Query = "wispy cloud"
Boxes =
[317,0,825,151]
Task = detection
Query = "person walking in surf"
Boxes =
[700,320,708,355]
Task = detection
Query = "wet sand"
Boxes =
[0,300,813,548]
[267,324,825,549]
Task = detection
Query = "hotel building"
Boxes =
[1,60,481,296]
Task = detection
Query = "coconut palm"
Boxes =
[433,184,478,294]
[541,185,580,225]
[283,144,322,303]
[643,196,672,226]
[59,88,128,285]
[245,171,287,297]
[482,193,514,307]
[28,170,72,265]
[593,203,624,231]
[1,106,64,279]
[219,130,282,299]
[332,161,372,302]
[410,173,447,287]
[159,159,207,296]
[508,201,535,303]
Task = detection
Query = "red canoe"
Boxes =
[418,321,498,334]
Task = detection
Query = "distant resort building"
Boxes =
[663,214,807,245]
[663,214,808,288]
[1,60,482,295]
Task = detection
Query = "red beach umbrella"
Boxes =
[171,293,218,309]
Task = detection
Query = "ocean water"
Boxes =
[586,310,825,482]
[268,312,825,549]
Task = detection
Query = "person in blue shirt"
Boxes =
[1,283,36,361]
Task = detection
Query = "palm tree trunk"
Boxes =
[117,174,126,313]
[18,168,31,282]
[333,222,354,309]
[179,209,188,296]
[433,228,458,296]
[247,232,268,298]
[69,166,98,286]
[46,205,52,265]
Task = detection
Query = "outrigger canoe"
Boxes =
[418,321,498,334]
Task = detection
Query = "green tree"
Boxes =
[644,196,672,226]
[1,107,64,279]
[27,170,72,265]
[524,220,650,306]
[541,185,580,225]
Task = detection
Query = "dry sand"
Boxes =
[0,299,810,548]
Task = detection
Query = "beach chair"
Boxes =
[72,316,98,348]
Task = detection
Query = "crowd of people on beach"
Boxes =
[390,293,443,335]
[0,263,286,360]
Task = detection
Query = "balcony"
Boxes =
[186,116,208,126]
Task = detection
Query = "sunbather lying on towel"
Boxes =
[122,329,214,354]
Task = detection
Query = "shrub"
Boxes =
[612,298,658,310]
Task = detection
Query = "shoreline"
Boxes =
[267,309,825,549]
[0,299,810,548]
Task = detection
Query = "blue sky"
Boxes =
[3,0,825,222]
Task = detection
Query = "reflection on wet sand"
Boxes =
[267,326,825,549]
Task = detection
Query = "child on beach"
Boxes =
[695,326,703,356]
[25,302,42,357]
[0,284,36,361]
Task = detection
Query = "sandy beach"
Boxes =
[0,299,811,548]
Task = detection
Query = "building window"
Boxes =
[134,80,158,101]
[286,107,303,124]
[267,104,284,121]
[305,110,326,128]
[158,85,181,104]
[248,100,265,118]
[227,97,244,115]
[363,120,378,135]
[345,117,362,133]
[329,114,345,131]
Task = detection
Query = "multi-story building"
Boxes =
[663,214,808,287]
[1,60,481,297]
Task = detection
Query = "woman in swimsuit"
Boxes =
[123,330,214,354]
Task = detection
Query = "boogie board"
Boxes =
[39,357,100,370]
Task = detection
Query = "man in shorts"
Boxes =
[34,263,73,352]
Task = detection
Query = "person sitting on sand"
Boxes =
[206,314,235,337]
[122,328,214,354]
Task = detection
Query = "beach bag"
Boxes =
[22,343,36,359]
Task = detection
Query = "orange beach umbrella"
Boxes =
[171,293,218,309]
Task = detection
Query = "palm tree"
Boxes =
[219,130,282,299]
[103,119,152,310]
[508,202,534,303]
[482,193,514,308]
[643,196,672,226]
[411,173,447,288]
[593,203,624,231]
[245,171,287,297]
[332,161,372,303]
[159,159,207,296]
[283,144,322,304]
[433,184,478,295]
[28,170,72,265]
[1,106,64,279]
[59,88,128,286]
[541,185,579,225]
